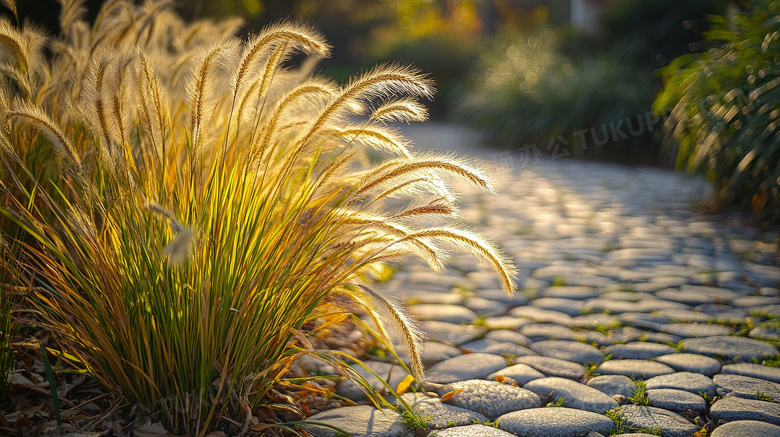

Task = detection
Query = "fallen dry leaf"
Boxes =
[395,375,415,395]
[132,422,173,437]
[440,389,462,402]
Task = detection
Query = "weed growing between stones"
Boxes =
[629,380,650,406]
[0,0,516,434]
[584,362,599,380]
[605,410,625,436]
[400,408,430,433]
[606,409,662,436]
[547,396,566,407]
[762,353,780,367]
[552,276,568,287]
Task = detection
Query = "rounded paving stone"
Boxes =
[509,306,573,324]
[487,363,546,386]
[682,336,778,361]
[478,288,533,305]
[515,355,588,380]
[523,377,619,413]
[393,393,487,429]
[420,321,486,346]
[483,316,534,330]
[410,304,478,324]
[750,326,780,340]
[679,285,741,301]
[710,420,780,437]
[640,331,683,345]
[541,286,599,300]
[644,372,716,398]
[462,296,508,317]
[496,407,614,437]
[654,309,713,323]
[530,340,605,364]
[587,375,637,398]
[654,353,721,377]
[429,424,517,437]
[710,396,780,426]
[744,263,780,287]
[604,342,677,360]
[337,361,410,401]
[520,324,599,343]
[660,323,733,338]
[426,353,507,384]
[459,339,536,357]
[529,298,585,317]
[647,388,707,411]
[303,405,405,437]
[635,282,677,293]
[484,329,531,346]
[599,291,656,303]
[570,313,621,329]
[649,276,689,288]
[596,360,674,380]
[619,312,669,330]
[583,298,640,314]
[422,342,463,366]
[714,374,780,401]
[609,248,673,263]
[722,363,780,384]
[436,379,540,419]
[634,299,691,312]
[613,405,698,437]
[654,288,722,305]
[695,305,751,323]
[758,305,780,318]
[615,434,667,437]
[405,290,464,305]
[733,295,780,307]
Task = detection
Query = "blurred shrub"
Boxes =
[654,0,780,223]
[457,27,657,163]
[365,0,484,116]
[601,0,728,68]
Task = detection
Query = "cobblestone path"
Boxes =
[305,124,780,437]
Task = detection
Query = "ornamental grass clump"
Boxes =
[0,0,515,434]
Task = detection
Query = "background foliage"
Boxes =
[655,0,780,223]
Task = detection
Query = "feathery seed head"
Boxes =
[354,154,494,201]
[356,285,425,381]
[398,227,517,294]
[0,0,16,20]
[231,23,330,98]
[7,99,81,172]
[0,17,46,81]
[146,201,183,234]
[370,97,429,124]
[187,38,240,153]
[162,226,194,265]
[58,0,87,38]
